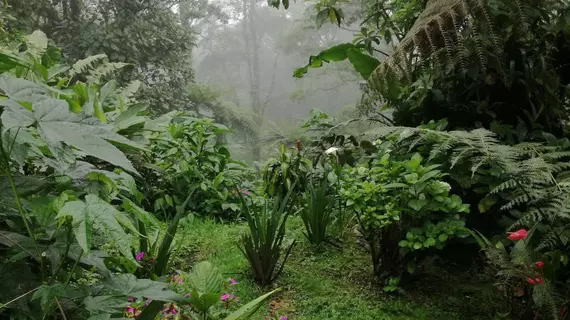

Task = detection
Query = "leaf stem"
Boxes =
[0,286,40,309]
[0,132,44,278]
[64,250,83,288]
[54,297,68,320]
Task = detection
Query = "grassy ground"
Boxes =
[171,216,502,320]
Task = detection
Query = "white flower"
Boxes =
[325,147,339,154]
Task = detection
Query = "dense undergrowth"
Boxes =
[1,0,570,319]
[173,217,503,319]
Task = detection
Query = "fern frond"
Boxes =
[365,124,570,238]
[367,0,513,89]
[532,283,561,320]
[70,54,108,77]
[86,62,129,84]
[118,80,142,104]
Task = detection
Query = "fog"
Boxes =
[188,0,365,160]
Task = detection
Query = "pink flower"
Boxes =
[127,296,135,302]
[125,305,141,318]
[507,229,527,241]
[280,317,288,320]
[135,251,145,261]
[172,274,183,285]
[185,293,191,297]
[240,189,249,195]
[221,293,230,301]
[162,303,178,315]
[535,261,545,269]
[527,277,537,284]
[228,278,237,285]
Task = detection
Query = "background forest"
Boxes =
[0,0,570,319]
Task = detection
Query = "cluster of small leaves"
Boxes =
[340,150,469,276]
[142,116,254,220]
[399,219,469,252]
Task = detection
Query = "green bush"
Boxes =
[341,151,470,279]
[0,31,188,319]
[237,188,297,286]
[140,115,254,221]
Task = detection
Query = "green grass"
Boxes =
[171,217,501,319]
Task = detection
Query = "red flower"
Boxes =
[527,277,544,285]
[506,229,527,241]
[535,261,544,269]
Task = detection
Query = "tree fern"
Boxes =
[367,0,526,89]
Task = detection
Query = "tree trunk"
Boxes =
[241,0,262,162]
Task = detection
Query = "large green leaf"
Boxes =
[293,43,378,79]
[224,288,281,320]
[104,273,185,302]
[83,295,128,314]
[122,199,162,230]
[87,314,111,320]
[1,97,142,173]
[57,194,135,260]
[316,9,330,29]
[188,290,221,313]
[114,103,148,131]
[346,49,380,79]
[31,284,66,312]
[188,261,223,295]
[26,30,48,59]
[0,76,47,102]
[0,52,30,72]
[57,200,92,254]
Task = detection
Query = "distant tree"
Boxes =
[3,0,205,113]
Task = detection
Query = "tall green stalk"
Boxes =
[0,130,45,280]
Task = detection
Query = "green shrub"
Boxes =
[300,174,333,246]
[341,151,470,279]
[262,144,310,198]
[0,31,188,319]
[141,116,253,221]
[237,188,297,286]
